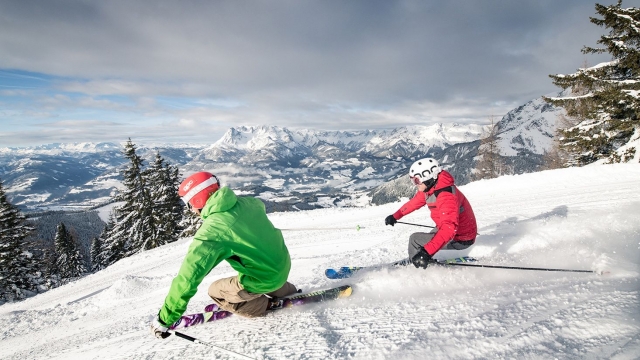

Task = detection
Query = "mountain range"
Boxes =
[0,95,564,212]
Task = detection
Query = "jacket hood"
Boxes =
[200,186,237,219]
[428,170,455,194]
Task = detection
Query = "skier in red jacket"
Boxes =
[385,158,477,268]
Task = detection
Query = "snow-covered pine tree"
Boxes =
[54,222,86,280]
[166,161,184,240]
[41,245,60,288]
[99,212,124,268]
[144,152,183,248]
[90,236,103,272]
[178,204,203,238]
[546,1,640,165]
[103,139,155,259]
[0,180,39,302]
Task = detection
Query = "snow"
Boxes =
[211,124,485,156]
[1,164,639,360]
[263,178,286,189]
[356,167,376,179]
[495,96,565,156]
[12,192,51,205]
[94,201,123,223]
[4,177,38,193]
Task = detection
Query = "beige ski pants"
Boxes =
[208,276,297,317]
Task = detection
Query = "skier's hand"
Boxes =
[385,215,397,226]
[150,316,171,339]
[411,247,435,269]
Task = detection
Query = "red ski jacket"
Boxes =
[392,170,477,255]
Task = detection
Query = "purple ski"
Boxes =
[169,308,232,330]
[169,285,352,330]
[204,303,219,312]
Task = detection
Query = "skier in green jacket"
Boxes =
[151,171,297,339]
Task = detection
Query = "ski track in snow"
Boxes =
[1,164,639,359]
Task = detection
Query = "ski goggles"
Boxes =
[182,198,198,211]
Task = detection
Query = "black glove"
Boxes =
[411,247,435,269]
[150,316,171,339]
[385,215,397,226]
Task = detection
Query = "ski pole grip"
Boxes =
[173,330,196,342]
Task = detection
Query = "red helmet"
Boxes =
[178,172,220,209]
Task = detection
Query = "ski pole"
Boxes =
[172,330,256,360]
[282,225,364,231]
[396,221,435,229]
[441,262,599,274]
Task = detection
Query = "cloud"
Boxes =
[57,80,150,96]
[37,119,124,128]
[0,0,619,146]
[0,119,126,146]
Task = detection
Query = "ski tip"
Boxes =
[338,286,353,298]
[325,269,341,279]
[325,267,359,279]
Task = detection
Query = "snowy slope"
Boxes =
[1,164,639,360]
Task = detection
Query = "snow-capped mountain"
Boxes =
[199,123,485,163]
[0,142,122,155]
[495,95,566,156]
[183,124,488,211]
[0,96,564,212]
[368,95,565,204]
[193,123,486,179]
[0,124,486,211]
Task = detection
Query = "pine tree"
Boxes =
[166,163,184,240]
[41,245,60,288]
[545,1,640,165]
[144,152,183,248]
[0,180,39,302]
[102,139,155,261]
[178,204,202,238]
[90,236,103,272]
[99,141,187,268]
[474,116,506,180]
[99,213,124,268]
[54,222,86,280]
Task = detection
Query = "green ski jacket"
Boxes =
[159,187,291,325]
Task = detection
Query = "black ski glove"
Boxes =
[151,316,171,339]
[385,215,397,226]
[411,247,435,269]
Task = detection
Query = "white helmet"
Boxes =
[409,158,441,185]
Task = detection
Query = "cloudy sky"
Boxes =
[0,0,625,147]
